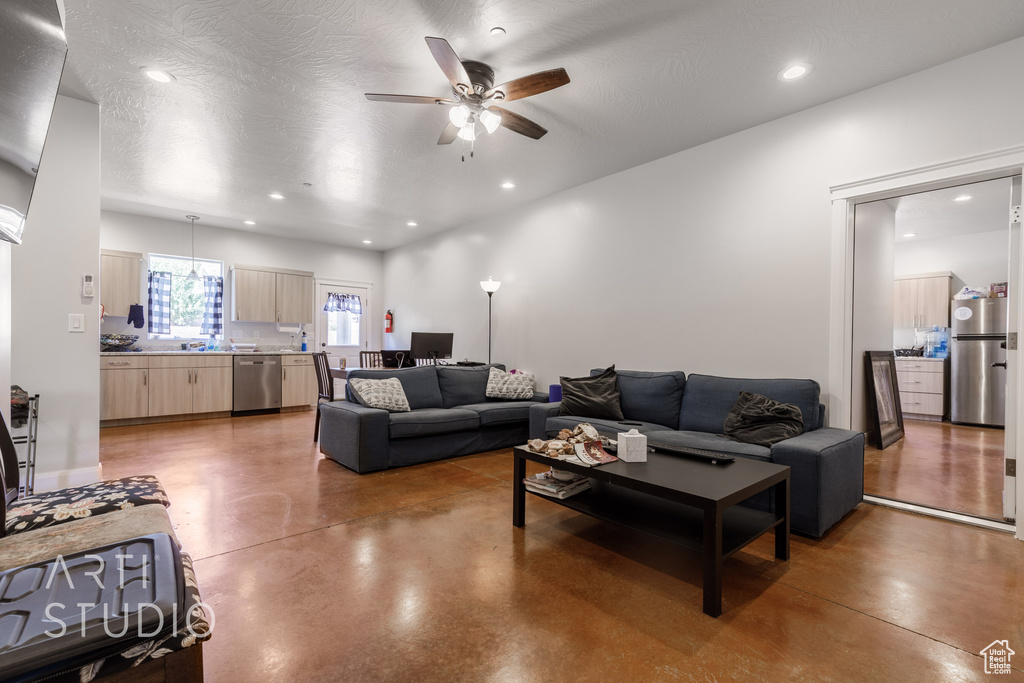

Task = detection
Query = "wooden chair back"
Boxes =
[312,351,334,403]
[360,351,383,368]
[415,358,437,366]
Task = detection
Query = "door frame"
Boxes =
[828,143,1024,539]
[313,278,375,362]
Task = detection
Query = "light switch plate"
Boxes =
[68,313,85,332]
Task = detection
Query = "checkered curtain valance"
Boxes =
[200,275,224,336]
[147,271,172,335]
[323,293,361,314]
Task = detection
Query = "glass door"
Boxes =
[314,282,368,369]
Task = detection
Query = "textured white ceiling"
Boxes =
[59,0,1024,250]
[894,178,1014,242]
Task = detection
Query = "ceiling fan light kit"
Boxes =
[365,36,570,160]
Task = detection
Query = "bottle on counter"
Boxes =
[301,331,307,352]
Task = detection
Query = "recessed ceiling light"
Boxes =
[141,68,175,83]
[778,63,810,81]
[500,182,515,189]
[268,192,285,200]
[490,27,506,36]
[406,221,418,227]
[903,233,918,238]
[362,240,372,244]
[244,220,256,226]
[954,195,973,202]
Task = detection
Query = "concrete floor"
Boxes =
[99,411,1024,682]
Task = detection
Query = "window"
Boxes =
[323,292,361,346]
[148,254,224,339]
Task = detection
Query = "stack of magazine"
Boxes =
[523,469,591,499]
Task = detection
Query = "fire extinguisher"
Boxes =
[384,309,394,334]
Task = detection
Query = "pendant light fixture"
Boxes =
[186,214,201,281]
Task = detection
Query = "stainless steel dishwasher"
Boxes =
[233,355,282,412]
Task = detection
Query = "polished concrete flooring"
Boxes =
[99,412,1024,681]
[864,419,1006,520]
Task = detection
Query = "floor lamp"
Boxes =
[480,277,501,363]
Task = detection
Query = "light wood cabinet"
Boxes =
[149,368,193,417]
[100,368,149,420]
[100,250,142,317]
[193,366,233,413]
[282,355,317,407]
[148,355,234,417]
[893,273,951,328]
[895,358,947,420]
[232,265,314,324]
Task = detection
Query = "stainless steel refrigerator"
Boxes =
[950,297,1008,426]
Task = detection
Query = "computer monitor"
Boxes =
[410,332,454,361]
[380,349,415,368]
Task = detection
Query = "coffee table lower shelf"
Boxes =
[525,483,784,560]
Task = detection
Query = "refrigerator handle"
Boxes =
[993,362,1008,368]
[1000,341,1007,349]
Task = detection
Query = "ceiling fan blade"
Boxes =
[425,37,473,93]
[484,68,570,102]
[489,106,547,140]
[365,93,453,105]
[437,121,459,145]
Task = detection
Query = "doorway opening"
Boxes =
[852,176,1019,526]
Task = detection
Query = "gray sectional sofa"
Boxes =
[530,369,864,537]
[318,364,547,473]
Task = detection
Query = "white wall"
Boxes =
[895,229,1008,291]
[851,201,897,432]
[12,95,100,490]
[100,211,384,353]
[383,37,1024,410]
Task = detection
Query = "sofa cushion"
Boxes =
[590,368,686,429]
[646,430,772,462]
[545,415,675,438]
[456,401,535,426]
[437,364,505,408]
[348,365,443,410]
[678,374,821,434]
[388,408,479,439]
[559,366,624,420]
[349,377,411,413]
[485,368,535,400]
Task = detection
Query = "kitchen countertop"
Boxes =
[100,350,314,356]
[894,356,945,362]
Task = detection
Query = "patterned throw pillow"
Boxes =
[349,377,411,412]
[485,367,535,400]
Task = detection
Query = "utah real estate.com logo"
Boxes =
[980,640,1015,675]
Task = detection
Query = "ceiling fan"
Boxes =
[365,37,570,159]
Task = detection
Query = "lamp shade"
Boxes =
[448,104,470,128]
[480,108,501,134]
[480,277,501,294]
[457,123,477,141]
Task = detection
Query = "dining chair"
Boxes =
[360,350,383,368]
[312,351,335,442]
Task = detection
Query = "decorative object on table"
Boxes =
[479,276,500,363]
[865,351,904,449]
[617,428,648,462]
[524,422,618,467]
[722,391,804,447]
[548,383,562,402]
[364,36,570,161]
[348,377,411,413]
[99,333,139,351]
[558,365,623,420]
[485,367,534,399]
[126,303,145,329]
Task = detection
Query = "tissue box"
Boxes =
[618,429,647,462]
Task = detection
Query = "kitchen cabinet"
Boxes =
[100,250,142,317]
[99,356,149,420]
[232,265,314,324]
[282,355,317,407]
[148,356,233,416]
[895,358,947,420]
[893,273,952,329]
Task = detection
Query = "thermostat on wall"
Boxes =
[82,274,94,298]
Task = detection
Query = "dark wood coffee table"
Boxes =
[512,446,790,617]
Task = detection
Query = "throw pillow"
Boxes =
[722,391,803,446]
[348,377,411,413]
[485,367,535,400]
[558,365,624,421]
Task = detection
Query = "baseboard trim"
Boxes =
[863,495,1015,532]
[33,466,102,494]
